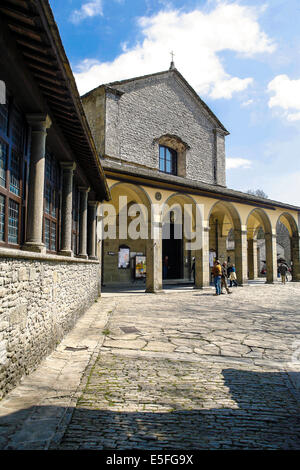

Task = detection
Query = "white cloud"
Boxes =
[268,74,300,121]
[241,99,254,107]
[74,1,275,96]
[70,0,103,24]
[226,157,252,169]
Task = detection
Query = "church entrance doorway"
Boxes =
[162,219,183,280]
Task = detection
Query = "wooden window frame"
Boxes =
[0,97,28,249]
[159,145,177,176]
[72,184,80,256]
[43,151,61,254]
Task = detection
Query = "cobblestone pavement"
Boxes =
[1,282,300,450]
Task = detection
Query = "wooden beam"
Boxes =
[41,90,73,106]
[38,82,68,96]
[7,21,44,42]
[22,49,55,66]
[16,36,51,54]
[27,60,60,78]
[32,71,66,87]
[0,5,37,26]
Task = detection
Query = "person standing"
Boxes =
[228,263,238,287]
[278,262,289,284]
[212,260,222,295]
[221,262,232,294]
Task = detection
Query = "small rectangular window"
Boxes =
[0,141,7,188]
[44,218,50,249]
[50,222,56,252]
[9,151,20,195]
[8,199,19,244]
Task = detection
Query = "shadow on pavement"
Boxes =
[0,369,299,450]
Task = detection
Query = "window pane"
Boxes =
[45,154,52,181]
[45,184,51,214]
[51,189,56,218]
[8,199,19,244]
[0,141,7,187]
[166,159,171,173]
[11,106,24,150]
[44,218,50,249]
[50,222,56,251]
[159,157,164,171]
[9,151,20,195]
[0,104,8,135]
[0,195,5,242]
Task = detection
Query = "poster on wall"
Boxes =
[209,251,216,267]
[118,247,130,268]
[135,255,146,278]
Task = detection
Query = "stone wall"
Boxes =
[0,252,100,399]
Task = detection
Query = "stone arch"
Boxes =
[277,212,298,237]
[101,182,152,285]
[208,200,242,232]
[161,192,202,282]
[246,207,272,236]
[276,212,300,281]
[246,208,275,283]
[208,201,246,284]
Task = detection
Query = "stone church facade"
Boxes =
[0,1,109,398]
[82,65,300,291]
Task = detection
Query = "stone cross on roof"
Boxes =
[169,51,175,70]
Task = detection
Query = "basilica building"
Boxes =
[82,62,300,292]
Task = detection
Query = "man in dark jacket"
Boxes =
[221,262,232,294]
[278,263,289,284]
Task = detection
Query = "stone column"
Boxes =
[87,201,98,260]
[59,162,76,256]
[217,235,227,264]
[248,238,258,280]
[291,234,300,281]
[146,205,162,293]
[234,228,248,285]
[195,226,210,288]
[265,232,278,283]
[23,114,51,253]
[78,186,90,259]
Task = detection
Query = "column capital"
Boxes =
[60,161,76,171]
[26,113,52,131]
[78,186,90,193]
[234,228,248,236]
[88,200,98,208]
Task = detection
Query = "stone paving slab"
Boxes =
[0,297,114,450]
[0,282,300,449]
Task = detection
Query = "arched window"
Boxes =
[159,145,177,175]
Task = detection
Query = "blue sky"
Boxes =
[50,0,300,206]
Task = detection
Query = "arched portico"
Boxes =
[276,212,300,281]
[101,182,152,287]
[208,201,247,285]
[246,208,277,283]
[161,193,206,287]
